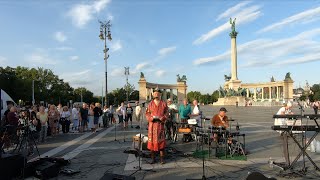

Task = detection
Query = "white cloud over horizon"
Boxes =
[25,51,59,65]
[155,70,165,77]
[69,56,79,61]
[194,28,320,68]
[110,40,122,52]
[258,6,320,33]
[54,31,67,42]
[193,2,262,45]
[67,0,111,28]
[158,46,177,56]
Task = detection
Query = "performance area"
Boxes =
[1,105,320,180]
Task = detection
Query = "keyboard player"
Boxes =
[275,102,293,166]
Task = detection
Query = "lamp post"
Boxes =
[124,67,130,104]
[99,20,112,107]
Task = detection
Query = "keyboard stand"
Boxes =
[286,129,320,171]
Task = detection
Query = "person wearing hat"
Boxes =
[145,88,168,164]
[211,107,229,143]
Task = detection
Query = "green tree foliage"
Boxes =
[310,84,320,101]
[0,66,97,106]
[187,91,202,102]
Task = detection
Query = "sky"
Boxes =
[1,0,320,96]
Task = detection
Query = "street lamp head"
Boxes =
[107,31,112,41]
[99,30,104,40]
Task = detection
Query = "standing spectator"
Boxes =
[108,105,114,125]
[56,104,63,134]
[126,104,133,128]
[102,105,109,128]
[79,103,88,133]
[2,103,13,126]
[312,101,319,114]
[72,104,80,132]
[190,99,201,126]
[135,101,141,129]
[60,106,71,133]
[93,103,102,133]
[88,103,95,132]
[7,106,19,127]
[48,105,60,136]
[166,98,178,140]
[30,106,41,134]
[116,102,126,129]
[37,106,48,142]
[178,99,191,123]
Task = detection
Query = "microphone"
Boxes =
[229,119,236,121]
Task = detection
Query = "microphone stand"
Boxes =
[130,102,155,177]
[297,101,307,172]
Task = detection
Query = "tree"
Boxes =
[310,84,320,101]
[187,91,202,102]
[211,90,219,102]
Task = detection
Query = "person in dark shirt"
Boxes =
[125,104,133,128]
[7,107,19,127]
[79,103,88,133]
[2,103,13,126]
[93,103,102,132]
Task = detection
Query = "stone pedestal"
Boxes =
[213,96,246,106]
[138,78,147,103]
[227,79,242,90]
[177,81,187,104]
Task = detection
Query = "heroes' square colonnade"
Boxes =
[138,74,187,104]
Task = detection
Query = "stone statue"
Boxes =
[219,86,226,97]
[271,76,275,82]
[224,74,231,82]
[284,72,292,81]
[176,74,181,82]
[229,18,238,37]
[140,72,144,79]
[181,75,187,82]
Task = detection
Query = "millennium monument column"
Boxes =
[228,18,241,90]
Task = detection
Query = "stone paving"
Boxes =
[27,105,320,180]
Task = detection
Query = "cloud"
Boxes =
[25,51,58,65]
[110,68,123,77]
[258,6,320,33]
[67,0,111,28]
[158,46,177,56]
[193,2,262,45]
[54,31,67,42]
[110,40,122,52]
[135,62,152,71]
[194,28,320,67]
[155,70,165,77]
[60,70,92,86]
[55,46,74,51]
[216,1,251,21]
[69,56,79,61]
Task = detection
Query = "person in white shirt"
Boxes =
[135,101,141,129]
[72,104,80,131]
[190,100,201,126]
[60,106,71,133]
[275,102,293,166]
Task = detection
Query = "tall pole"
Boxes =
[99,20,112,107]
[125,67,130,104]
[32,80,34,105]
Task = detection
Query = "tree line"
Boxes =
[0,66,138,106]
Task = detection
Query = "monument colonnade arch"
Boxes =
[241,79,294,102]
[138,76,187,104]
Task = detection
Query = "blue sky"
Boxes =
[1,0,320,96]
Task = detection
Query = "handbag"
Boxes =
[112,117,116,123]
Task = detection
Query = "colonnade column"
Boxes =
[246,89,249,98]
[261,88,264,100]
[170,89,173,100]
[269,87,272,101]
[254,88,257,100]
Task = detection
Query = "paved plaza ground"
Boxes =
[26,105,320,180]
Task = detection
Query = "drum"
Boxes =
[187,119,197,125]
[178,127,192,133]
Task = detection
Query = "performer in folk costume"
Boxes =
[145,88,168,164]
